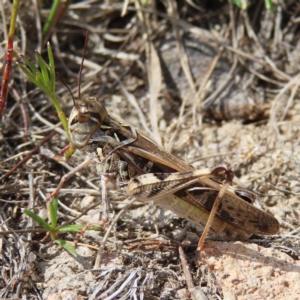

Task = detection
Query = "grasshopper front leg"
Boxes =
[127,164,233,250]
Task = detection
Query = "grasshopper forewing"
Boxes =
[48,96,279,253]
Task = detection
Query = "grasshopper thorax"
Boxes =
[69,97,108,149]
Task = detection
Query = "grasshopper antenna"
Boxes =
[78,31,89,100]
[56,72,76,107]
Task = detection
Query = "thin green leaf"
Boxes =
[33,71,48,94]
[47,42,55,71]
[35,70,42,84]
[48,196,59,228]
[20,55,38,74]
[24,209,51,231]
[42,0,62,39]
[57,224,85,233]
[229,0,248,9]
[52,196,59,212]
[264,0,274,12]
[47,42,56,92]
[57,224,102,233]
[55,239,77,256]
[83,225,102,231]
[36,51,50,90]
[17,63,38,85]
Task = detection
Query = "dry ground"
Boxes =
[1,1,300,299]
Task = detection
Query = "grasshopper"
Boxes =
[46,34,279,253]
[47,95,279,252]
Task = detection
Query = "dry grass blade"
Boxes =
[147,41,162,146]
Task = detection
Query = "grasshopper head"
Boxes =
[69,97,108,149]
